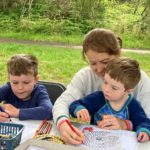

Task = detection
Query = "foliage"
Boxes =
[0,0,149,48]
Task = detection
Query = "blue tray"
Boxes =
[0,122,24,150]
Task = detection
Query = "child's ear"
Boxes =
[35,75,39,82]
[125,88,133,94]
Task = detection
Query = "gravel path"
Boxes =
[0,38,150,54]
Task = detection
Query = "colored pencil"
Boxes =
[66,120,79,136]
[46,122,52,134]
[34,119,47,137]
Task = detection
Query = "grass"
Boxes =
[122,34,150,50]
[0,43,149,86]
[0,43,86,85]
[123,52,150,76]
[0,31,83,45]
[0,31,150,49]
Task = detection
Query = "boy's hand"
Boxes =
[3,104,20,118]
[0,111,10,122]
[137,132,149,143]
[76,109,91,122]
[97,114,126,130]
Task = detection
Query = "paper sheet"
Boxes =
[11,118,41,143]
[78,125,138,150]
[26,146,46,150]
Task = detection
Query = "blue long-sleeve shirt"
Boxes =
[69,91,150,136]
[0,82,53,120]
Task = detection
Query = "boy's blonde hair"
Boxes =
[106,57,141,90]
[7,54,38,76]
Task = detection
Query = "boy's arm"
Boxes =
[69,91,104,118]
[129,99,150,136]
[19,86,53,120]
[69,101,86,117]
[0,83,10,101]
[0,83,12,121]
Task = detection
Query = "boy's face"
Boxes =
[9,74,39,101]
[102,73,128,102]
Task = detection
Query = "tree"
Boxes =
[140,0,150,33]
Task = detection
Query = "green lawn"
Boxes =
[0,31,150,49]
[0,43,149,86]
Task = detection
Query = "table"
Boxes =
[12,118,150,150]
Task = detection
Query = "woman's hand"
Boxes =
[59,121,84,145]
[3,104,20,118]
[97,115,127,130]
[76,109,91,123]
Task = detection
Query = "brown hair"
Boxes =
[7,54,38,76]
[105,57,141,89]
[82,28,122,60]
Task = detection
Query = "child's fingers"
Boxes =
[77,109,90,122]
[77,111,85,121]
[77,113,83,120]
[78,111,87,121]
[79,109,89,121]
[102,114,114,120]
[84,111,90,122]
[0,112,10,122]
[138,132,149,143]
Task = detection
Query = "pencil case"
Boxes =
[0,122,24,150]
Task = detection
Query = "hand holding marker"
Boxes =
[0,101,11,121]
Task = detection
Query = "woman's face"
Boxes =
[85,50,117,78]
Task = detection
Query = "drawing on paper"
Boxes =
[79,125,138,150]
[80,126,121,150]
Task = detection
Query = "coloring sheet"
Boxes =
[78,125,138,150]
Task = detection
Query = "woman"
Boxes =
[53,28,150,144]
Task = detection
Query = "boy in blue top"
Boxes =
[69,58,150,143]
[0,54,52,121]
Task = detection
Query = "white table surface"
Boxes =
[12,118,150,150]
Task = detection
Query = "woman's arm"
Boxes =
[53,67,102,127]
[133,71,150,118]
[52,67,102,144]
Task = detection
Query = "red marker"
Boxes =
[66,120,79,135]
[66,120,84,142]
